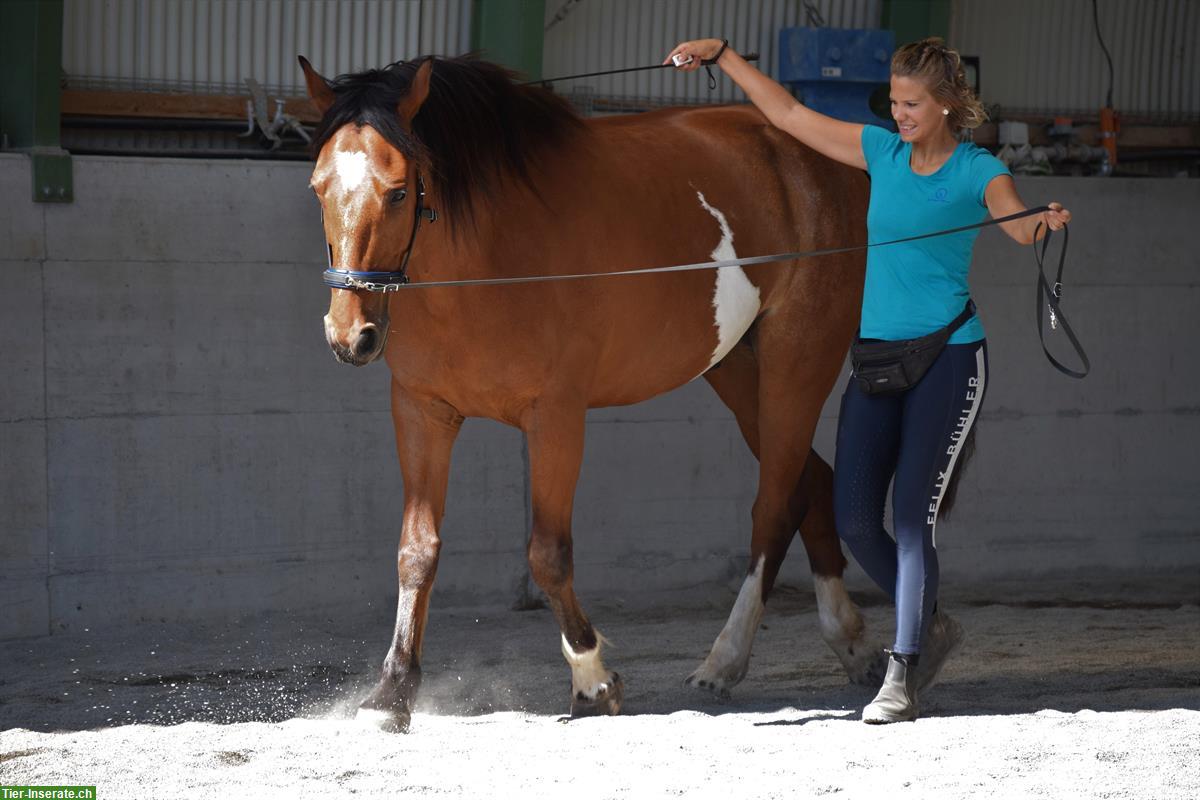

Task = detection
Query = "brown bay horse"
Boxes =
[300,54,884,732]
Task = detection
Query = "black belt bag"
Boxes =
[851,300,976,395]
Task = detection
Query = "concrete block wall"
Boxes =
[2,152,1197,639]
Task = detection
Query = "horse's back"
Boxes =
[489,105,868,410]
[586,103,868,277]
[578,104,867,366]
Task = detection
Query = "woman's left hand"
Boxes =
[1045,202,1072,231]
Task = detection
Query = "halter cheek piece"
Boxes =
[322,172,439,292]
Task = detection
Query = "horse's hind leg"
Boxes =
[794,449,888,686]
[523,400,622,717]
[685,344,779,694]
[688,340,883,694]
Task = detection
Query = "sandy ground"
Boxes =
[2,582,1198,799]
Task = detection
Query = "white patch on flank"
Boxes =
[561,634,611,701]
[334,150,368,190]
[695,191,761,370]
[814,574,884,686]
[686,555,765,691]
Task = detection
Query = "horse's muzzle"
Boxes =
[327,319,389,366]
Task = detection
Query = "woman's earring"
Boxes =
[942,108,950,116]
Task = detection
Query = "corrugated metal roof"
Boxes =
[950,0,1200,120]
[62,0,473,97]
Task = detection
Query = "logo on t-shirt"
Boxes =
[928,187,951,203]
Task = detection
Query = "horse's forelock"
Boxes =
[310,64,426,164]
[310,55,584,237]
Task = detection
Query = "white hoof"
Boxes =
[829,636,889,687]
[684,658,745,698]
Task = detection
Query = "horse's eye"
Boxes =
[389,188,408,205]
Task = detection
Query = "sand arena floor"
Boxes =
[1,580,1197,799]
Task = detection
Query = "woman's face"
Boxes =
[889,74,948,143]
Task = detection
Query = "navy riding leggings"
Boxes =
[833,339,988,656]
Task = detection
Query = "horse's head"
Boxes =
[301,56,433,366]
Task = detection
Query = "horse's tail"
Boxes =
[937,422,977,520]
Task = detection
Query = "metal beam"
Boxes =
[471,0,546,81]
[0,0,72,202]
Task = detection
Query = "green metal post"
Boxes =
[882,0,951,48]
[471,0,546,81]
[0,0,72,202]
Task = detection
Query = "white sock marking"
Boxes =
[561,634,611,700]
[815,574,886,686]
[695,191,761,370]
[814,575,863,644]
[692,556,765,687]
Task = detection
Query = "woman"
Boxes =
[666,36,1071,723]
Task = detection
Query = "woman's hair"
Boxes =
[891,37,987,131]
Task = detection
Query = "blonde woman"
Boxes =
[667,36,1071,723]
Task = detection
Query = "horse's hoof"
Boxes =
[570,671,623,717]
[683,672,733,700]
[356,704,412,733]
[856,648,890,687]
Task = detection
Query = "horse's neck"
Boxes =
[419,144,591,283]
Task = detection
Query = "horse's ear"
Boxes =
[398,59,434,122]
[298,55,335,117]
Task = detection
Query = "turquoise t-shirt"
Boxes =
[860,124,1011,344]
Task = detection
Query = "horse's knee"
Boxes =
[527,531,573,590]
[397,538,440,590]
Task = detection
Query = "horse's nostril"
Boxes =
[353,325,379,358]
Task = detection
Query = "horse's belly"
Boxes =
[589,190,761,406]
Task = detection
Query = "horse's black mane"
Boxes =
[311,55,585,235]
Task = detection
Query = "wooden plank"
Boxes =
[61,89,321,124]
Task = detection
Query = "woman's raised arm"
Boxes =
[665,38,867,171]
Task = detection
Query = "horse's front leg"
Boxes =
[524,401,623,717]
[357,385,462,732]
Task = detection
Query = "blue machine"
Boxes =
[778,27,895,127]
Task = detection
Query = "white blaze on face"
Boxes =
[334,150,369,190]
[696,191,761,369]
[561,634,612,701]
[330,149,374,261]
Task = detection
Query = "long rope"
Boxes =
[352,207,1051,290]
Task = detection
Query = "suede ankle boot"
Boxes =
[862,651,919,724]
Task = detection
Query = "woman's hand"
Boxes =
[663,39,726,71]
[1044,202,1072,231]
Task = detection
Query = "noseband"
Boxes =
[322,172,439,292]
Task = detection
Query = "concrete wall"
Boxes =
[2,153,1197,639]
